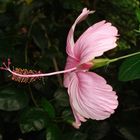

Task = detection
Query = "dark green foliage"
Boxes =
[119,54,140,81]
[20,107,49,133]
[96,0,139,49]
[0,0,140,140]
[0,85,29,111]
[46,123,62,140]
[41,98,55,118]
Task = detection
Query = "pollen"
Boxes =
[11,68,42,83]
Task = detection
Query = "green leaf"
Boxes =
[54,88,69,107]
[62,109,74,124]
[118,40,131,50]
[119,54,140,81]
[46,123,62,140]
[0,85,29,111]
[20,107,49,133]
[136,8,140,23]
[41,98,55,118]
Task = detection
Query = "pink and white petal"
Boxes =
[63,72,75,88]
[63,56,79,87]
[63,73,71,88]
[68,71,118,124]
[64,56,79,70]
[66,8,94,58]
[71,100,87,128]
[74,21,118,64]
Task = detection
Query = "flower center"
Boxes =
[78,61,93,70]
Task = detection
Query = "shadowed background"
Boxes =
[0,0,140,140]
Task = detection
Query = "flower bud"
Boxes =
[92,58,110,69]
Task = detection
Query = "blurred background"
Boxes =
[0,0,140,140]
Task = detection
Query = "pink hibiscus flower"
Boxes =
[0,8,118,129]
[63,8,118,128]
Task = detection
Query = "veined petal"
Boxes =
[68,71,118,127]
[63,72,74,88]
[64,8,94,87]
[65,56,79,70]
[63,56,79,87]
[66,8,94,58]
[74,21,118,64]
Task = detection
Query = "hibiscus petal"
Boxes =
[74,21,118,64]
[68,71,118,127]
[63,56,79,87]
[66,8,94,58]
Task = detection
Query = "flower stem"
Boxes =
[109,51,140,63]
[92,51,140,69]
